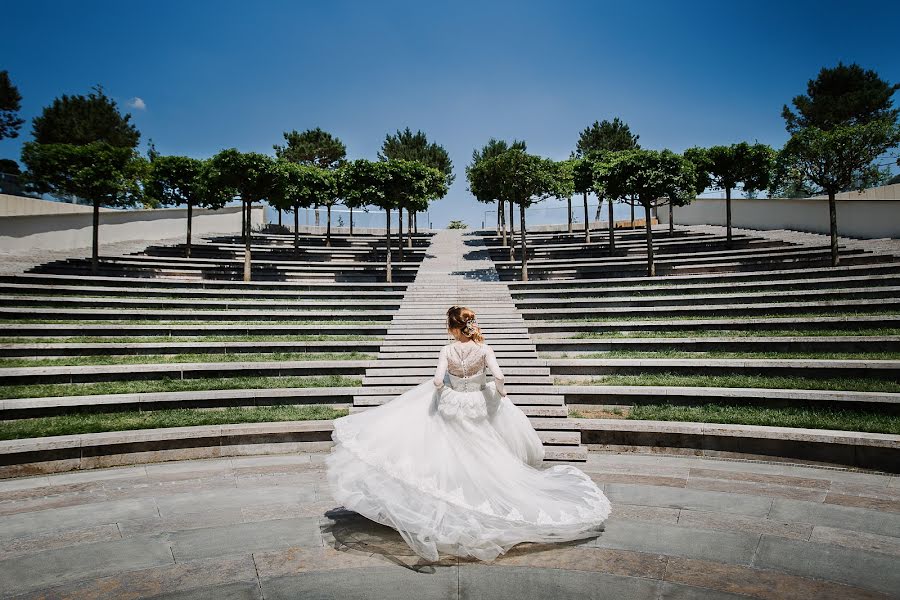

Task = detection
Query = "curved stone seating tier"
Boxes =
[546,358,900,381]
[535,335,900,354]
[0,294,402,312]
[527,315,900,334]
[2,451,898,598]
[0,340,383,358]
[0,323,389,337]
[0,307,396,321]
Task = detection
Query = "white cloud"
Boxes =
[127,97,146,110]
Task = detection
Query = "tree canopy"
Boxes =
[0,70,24,141]
[146,155,213,209]
[201,149,277,205]
[379,127,455,185]
[575,118,640,157]
[31,86,140,148]
[273,128,346,170]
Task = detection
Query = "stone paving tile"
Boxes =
[585,519,760,565]
[0,523,122,560]
[0,486,113,516]
[685,477,829,502]
[169,517,322,561]
[153,485,314,517]
[604,483,774,516]
[493,544,668,579]
[810,525,900,558]
[688,466,831,489]
[607,503,681,525]
[0,475,52,493]
[0,497,159,540]
[753,534,900,596]
[588,472,688,488]
[261,566,459,600]
[656,581,763,600]
[664,555,891,600]
[47,465,149,485]
[117,508,247,538]
[0,535,175,596]
[9,555,257,600]
[766,498,900,538]
[824,491,900,514]
[459,565,662,600]
[677,509,813,540]
[828,480,900,501]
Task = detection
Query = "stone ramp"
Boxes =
[352,230,587,461]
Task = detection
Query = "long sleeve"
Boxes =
[484,344,507,396]
[433,345,448,389]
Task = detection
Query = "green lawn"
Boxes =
[0,334,382,344]
[0,374,362,399]
[560,373,900,394]
[0,319,378,325]
[0,352,375,368]
[559,351,900,361]
[571,328,900,339]
[0,404,348,441]
[549,310,900,323]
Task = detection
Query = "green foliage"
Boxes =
[21,141,143,207]
[31,85,140,148]
[574,118,640,157]
[146,155,219,208]
[341,158,446,212]
[602,149,698,209]
[273,127,346,169]
[466,138,526,204]
[783,62,900,133]
[571,157,597,196]
[488,148,558,208]
[778,120,900,196]
[549,159,575,200]
[0,158,20,174]
[447,220,468,229]
[270,161,336,212]
[201,149,278,205]
[378,127,455,185]
[0,70,24,140]
[685,143,775,197]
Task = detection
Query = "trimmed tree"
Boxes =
[604,149,698,276]
[467,138,526,244]
[553,159,576,233]
[341,160,396,282]
[270,161,336,250]
[779,63,900,266]
[31,86,140,148]
[0,70,24,140]
[145,156,221,257]
[201,149,277,282]
[574,118,640,224]
[571,157,596,244]
[273,128,346,229]
[684,143,775,244]
[21,142,144,273]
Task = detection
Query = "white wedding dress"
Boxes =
[326,340,611,561]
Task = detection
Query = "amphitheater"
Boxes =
[1,220,899,599]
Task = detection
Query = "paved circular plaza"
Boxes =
[0,451,897,599]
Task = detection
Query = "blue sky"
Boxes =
[2,0,899,226]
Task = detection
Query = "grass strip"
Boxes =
[550,310,900,323]
[556,351,900,361]
[572,328,900,339]
[627,404,900,435]
[0,335,383,344]
[0,375,361,400]
[0,352,375,368]
[560,373,900,394]
[0,319,376,325]
[0,404,348,441]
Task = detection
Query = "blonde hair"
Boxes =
[446,305,484,344]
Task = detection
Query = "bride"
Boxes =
[326,305,611,562]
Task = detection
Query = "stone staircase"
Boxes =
[351,230,587,461]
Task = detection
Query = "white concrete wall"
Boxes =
[0,194,117,216]
[660,198,900,239]
[0,203,265,251]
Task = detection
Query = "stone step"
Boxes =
[0,323,390,337]
[542,446,589,462]
[525,315,900,334]
[0,340,383,358]
[0,282,407,300]
[0,307,396,322]
[0,295,403,312]
[361,375,554,386]
[535,336,900,353]
[536,430,582,445]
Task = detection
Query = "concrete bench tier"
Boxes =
[0,340,384,358]
[518,297,900,320]
[0,307,396,322]
[0,323,389,337]
[0,386,362,418]
[0,360,375,385]
[525,315,900,334]
[0,294,403,312]
[534,336,900,354]
[546,358,900,380]
[491,238,790,260]
[558,384,900,412]
[0,273,410,291]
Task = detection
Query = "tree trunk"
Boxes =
[243,200,252,282]
[499,199,507,246]
[608,197,615,253]
[496,201,502,235]
[644,203,654,277]
[349,207,354,236]
[293,205,299,250]
[408,209,414,248]
[277,209,282,228]
[91,198,100,275]
[398,206,404,262]
[508,199,515,262]
[668,201,674,234]
[325,204,332,247]
[520,202,528,282]
[725,186,732,246]
[241,201,247,240]
[829,191,839,267]
[186,200,193,258]
[567,196,572,233]
[583,192,590,243]
[385,208,392,283]
[630,199,635,229]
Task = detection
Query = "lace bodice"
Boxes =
[433,341,506,396]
